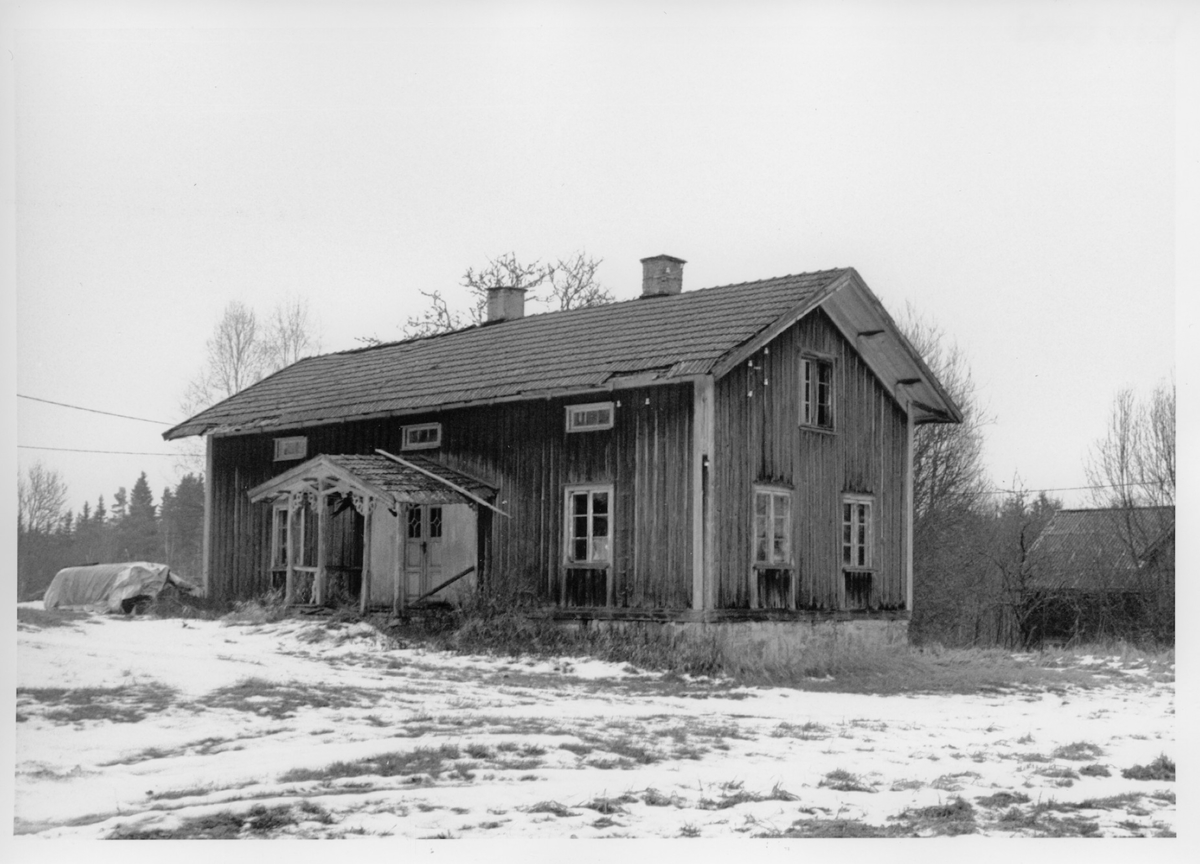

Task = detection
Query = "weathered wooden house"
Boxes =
[164,257,961,644]
[1024,506,1175,645]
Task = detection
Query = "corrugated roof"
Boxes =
[165,269,846,439]
[1028,507,1175,591]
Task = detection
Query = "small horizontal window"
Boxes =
[402,423,442,450]
[273,436,307,461]
[566,402,614,433]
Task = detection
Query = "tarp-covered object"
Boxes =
[43,563,199,613]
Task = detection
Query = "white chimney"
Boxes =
[640,255,686,297]
[486,286,526,323]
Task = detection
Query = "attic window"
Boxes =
[401,423,442,451]
[801,356,833,429]
[566,402,614,433]
[273,436,307,461]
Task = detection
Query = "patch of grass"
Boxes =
[559,742,594,757]
[890,779,925,791]
[221,590,289,625]
[526,801,576,818]
[596,737,659,765]
[896,797,977,835]
[772,721,829,739]
[931,771,981,791]
[1122,755,1174,781]
[465,743,493,759]
[976,791,1030,808]
[1052,741,1104,761]
[1148,789,1174,804]
[584,794,636,814]
[679,823,701,838]
[1016,752,1051,763]
[109,803,317,839]
[1079,763,1111,777]
[280,744,463,783]
[200,678,380,719]
[18,683,178,724]
[17,606,91,629]
[642,788,680,807]
[778,818,895,838]
[820,769,876,793]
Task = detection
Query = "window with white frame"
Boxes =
[801,357,833,429]
[401,422,442,450]
[273,436,308,461]
[753,487,793,566]
[566,402,614,433]
[841,495,873,569]
[564,485,612,565]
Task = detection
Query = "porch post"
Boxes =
[392,504,406,615]
[314,482,329,605]
[360,496,374,615]
[284,491,297,606]
[905,402,915,613]
[692,376,716,612]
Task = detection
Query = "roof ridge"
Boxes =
[315,267,849,360]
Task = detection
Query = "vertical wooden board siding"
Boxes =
[712,308,909,611]
[205,385,692,607]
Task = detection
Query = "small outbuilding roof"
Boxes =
[1028,506,1175,591]
[165,267,961,440]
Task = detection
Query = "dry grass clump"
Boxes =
[819,769,876,793]
[1052,741,1104,761]
[222,589,289,625]
[17,606,91,629]
[18,682,177,724]
[280,744,463,783]
[109,801,334,839]
[1122,754,1174,781]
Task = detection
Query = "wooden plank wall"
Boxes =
[713,308,908,611]
[207,384,693,607]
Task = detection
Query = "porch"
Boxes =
[247,450,501,613]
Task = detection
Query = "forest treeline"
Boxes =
[16,470,204,601]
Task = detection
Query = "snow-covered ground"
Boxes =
[15,605,1175,839]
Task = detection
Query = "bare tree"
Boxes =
[402,289,469,339]
[18,461,68,535]
[899,305,991,522]
[400,252,558,339]
[178,298,321,474]
[897,305,994,646]
[547,252,613,311]
[262,295,321,371]
[460,252,553,324]
[1085,377,1175,508]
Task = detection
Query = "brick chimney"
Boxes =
[640,255,686,297]
[486,286,526,323]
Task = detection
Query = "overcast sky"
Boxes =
[6,0,1194,518]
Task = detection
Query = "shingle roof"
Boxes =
[327,454,495,500]
[165,269,848,439]
[247,453,496,505]
[1028,507,1175,591]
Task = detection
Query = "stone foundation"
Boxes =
[561,615,910,668]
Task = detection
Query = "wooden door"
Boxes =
[404,505,444,600]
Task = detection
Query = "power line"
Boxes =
[18,445,183,457]
[18,394,171,425]
[982,481,1165,497]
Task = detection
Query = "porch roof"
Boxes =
[247,453,497,507]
